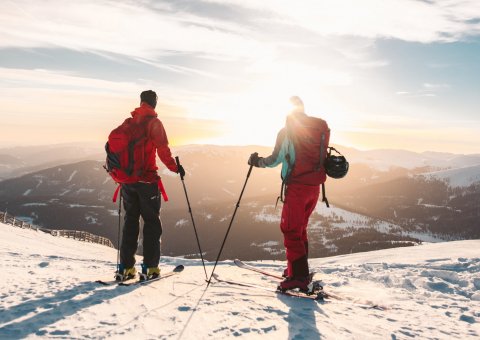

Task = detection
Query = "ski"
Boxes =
[119,264,184,286]
[212,273,326,301]
[96,265,184,286]
[233,259,386,310]
[233,258,325,296]
[96,276,137,286]
[213,273,386,309]
[234,259,283,280]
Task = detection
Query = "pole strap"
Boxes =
[112,184,121,202]
[157,178,168,202]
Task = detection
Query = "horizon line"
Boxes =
[0,141,479,156]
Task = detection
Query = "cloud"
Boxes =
[0,0,270,61]
[358,60,390,69]
[423,83,451,90]
[2,0,479,66]
[3,0,476,94]
[394,82,450,98]
[206,0,480,43]
[0,67,137,94]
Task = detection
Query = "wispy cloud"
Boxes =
[0,0,269,61]
[423,83,451,90]
[0,67,137,94]
[206,0,480,43]
[358,60,390,69]
[395,82,451,98]
[3,0,479,64]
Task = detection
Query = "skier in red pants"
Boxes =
[248,96,330,291]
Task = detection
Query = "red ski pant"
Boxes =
[280,183,320,277]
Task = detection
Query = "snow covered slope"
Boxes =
[0,222,479,339]
[419,164,480,188]
[345,148,480,171]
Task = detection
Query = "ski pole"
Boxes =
[207,164,254,286]
[175,156,208,281]
[116,190,122,274]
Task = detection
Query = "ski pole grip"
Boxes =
[175,156,184,180]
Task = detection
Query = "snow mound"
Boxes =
[0,222,479,339]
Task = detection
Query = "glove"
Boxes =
[177,164,186,178]
[248,152,260,167]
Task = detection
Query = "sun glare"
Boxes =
[186,83,299,146]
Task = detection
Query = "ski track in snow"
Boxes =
[0,222,479,339]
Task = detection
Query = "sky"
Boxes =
[0,0,479,153]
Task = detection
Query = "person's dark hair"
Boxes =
[140,90,158,109]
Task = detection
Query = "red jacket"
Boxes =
[130,103,178,182]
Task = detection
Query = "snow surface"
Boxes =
[0,222,479,339]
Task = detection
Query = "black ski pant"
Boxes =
[120,182,162,269]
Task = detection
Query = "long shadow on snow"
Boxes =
[278,294,326,340]
[0,280,134,339]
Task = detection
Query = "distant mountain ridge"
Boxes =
[0,142,104,180]
[0,143,479,260]
[341,146,480,170]
[1,143,479,180]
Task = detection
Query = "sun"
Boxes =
[190,86,302,146]
[181,73,342,147]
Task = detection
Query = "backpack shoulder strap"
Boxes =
[321,183,329,208]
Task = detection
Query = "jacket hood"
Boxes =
[131,103,158,118]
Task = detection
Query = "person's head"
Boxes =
[140,90,158,109]
[289,96,304,114]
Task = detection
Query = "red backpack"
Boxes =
[275,114,331,207]
[104,116,154,184]
[286,114,330,186]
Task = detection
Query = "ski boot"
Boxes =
[115,265,136,282]
[279,273,322,295]
[278,276,311,293]
[139,264,160,281]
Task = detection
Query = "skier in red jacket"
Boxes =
[116,90,185,281]
[248,96,330,292]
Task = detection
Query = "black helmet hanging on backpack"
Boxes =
[324,147,349,179]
